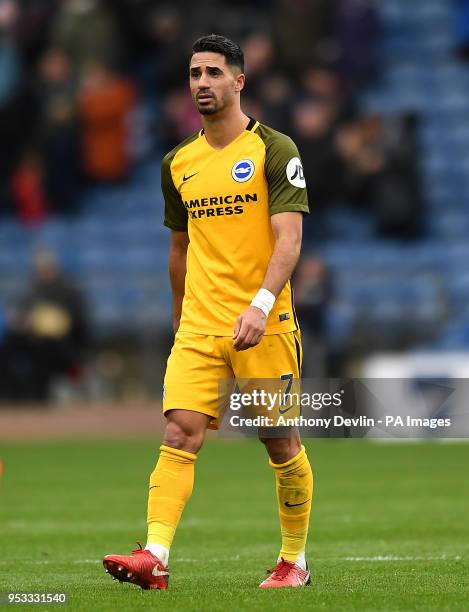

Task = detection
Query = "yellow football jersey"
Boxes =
[162,118,309,336]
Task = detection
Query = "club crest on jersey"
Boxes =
[286,157,306,188]
[232,159,255,183]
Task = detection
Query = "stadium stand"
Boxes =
[0,0,468,358]
[319,0,469,353]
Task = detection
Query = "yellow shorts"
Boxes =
[163,330,302,428]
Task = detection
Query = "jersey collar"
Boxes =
[199,116,258,137]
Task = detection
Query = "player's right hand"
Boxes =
[232,306,267,351]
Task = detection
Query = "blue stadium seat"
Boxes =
[436,320,469,349]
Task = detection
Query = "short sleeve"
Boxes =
[264,131,309,216]
[162,153,188,231]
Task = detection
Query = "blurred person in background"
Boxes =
[108,0,152,61]
[257,71,291,132]
[49,0,122,74]
[0,248,90,402]
[293,255,331,377]
[372,114,421,238]
[336,113,422,237]
[335,115,380,207]
[13,0,58,68]
[150,6,189,92]
[329,0,378,93]
[291,62,355,239]
[241,31,291,130]
[300,63,350,114]
[290,95,343,239]
[33,47,81,214]
[241,31,275,97]
[0,0,35,215]
[106,3,183,97]
[453,0,469,61]
[78,62,137,182]
[159,88,202,152]
[272,0,331,70]
[0,0,20,105]
[10,150,48,224]
[0,303,40,401]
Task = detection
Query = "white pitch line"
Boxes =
[173,556,241,563]
[0,555,462,566]
[342,555,462,561]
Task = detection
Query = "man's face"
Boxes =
[189,52,244,116]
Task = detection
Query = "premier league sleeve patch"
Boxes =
[232,159,255,182]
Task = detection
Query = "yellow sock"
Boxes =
[270,445,313,563]
[146,444,197,550]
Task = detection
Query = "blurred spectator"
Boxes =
[300,64,347,109]
[242,32,275,93]
[34,48,81,214]
[240,95,264,125]
[13,0,58,68]
[335,116,383,207]
[109,0,152,56]
[78,63,137,182]
[0,248,90,402]
[11,152,48,224]
[336,113,422,237]
[0,306,40,401]
[0,0,36,214]
[257,72,291,132]
[159,88,200,152]
[373,114,422,238]
[453,0,469,61]
[330,0,378,92]
[242,32,289,129]
[273,0,332,70]
[0,304,6,341]
[107,0,159,93]
[150,7,188,92]
[0,0,20,106]
[294,255,332,377]
[291,97,344,224]
[50,0,122,74]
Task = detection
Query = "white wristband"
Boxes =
[250,288,276,317]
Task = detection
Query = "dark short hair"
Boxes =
[192,34,244,73]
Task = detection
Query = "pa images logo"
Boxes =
[232,159,255,183]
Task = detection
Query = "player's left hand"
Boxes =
[233,306,267,351]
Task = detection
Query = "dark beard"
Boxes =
[198,106,218,115]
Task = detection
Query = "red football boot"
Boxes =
[259,558,311,588]
[103,542,169,590]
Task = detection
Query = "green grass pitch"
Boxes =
[0,439,468,611]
